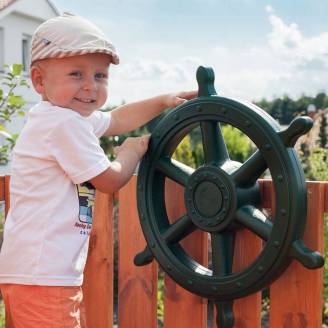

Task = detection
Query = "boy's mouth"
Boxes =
[74,97,96,103]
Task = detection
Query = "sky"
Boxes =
[51,0,328,107]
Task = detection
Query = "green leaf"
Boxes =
[7,94,24,108]
[19,80,29,87]
[11,64,23,76]
[17,110,26,116]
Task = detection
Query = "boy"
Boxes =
[0,13,196,327]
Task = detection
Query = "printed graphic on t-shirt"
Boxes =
[77,181,95,224]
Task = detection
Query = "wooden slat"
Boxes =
[213,180,269,327]
[164,179,208,328]
[325,182,328,213]
[118,176,158,328]
[270,182,325,327]
[230,230,262,327]
[230,180,272,326]
[83,191,114,328]
[259,179,273,209]
[0,176,4,201]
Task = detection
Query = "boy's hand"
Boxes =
[114,135,150,160]
[164,90,198,108]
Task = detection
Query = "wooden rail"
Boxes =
[0,175,326,327]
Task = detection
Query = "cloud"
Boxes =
[116,56,202,82]
[265,5,274,13]
[106,7,328,106]
[267,10,328,70]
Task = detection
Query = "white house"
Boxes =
[0,0,59,173]
[0,0,60,124]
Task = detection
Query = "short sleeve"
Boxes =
[86,110,111,137]
[48,115,111,184]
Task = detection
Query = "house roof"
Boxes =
[0,0,59,14]
[0,0,16,11]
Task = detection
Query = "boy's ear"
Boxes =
[30,65,45,95]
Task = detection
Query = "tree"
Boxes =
[307,148,328,181]
[0,64,29,164]
[314,92,326,110]
[221,125,253,162]
[318,113,328,149]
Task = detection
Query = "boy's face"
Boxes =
[31,53,111,116]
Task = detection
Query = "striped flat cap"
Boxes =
[31,12,119,66]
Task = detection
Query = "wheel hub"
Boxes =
[184,165,236,232]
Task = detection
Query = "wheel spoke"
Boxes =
[235,205,272,240]
[156,156,194,186]
[201,121,229,165]
[162,214,196,244]
[210,231,235,276]
[231,150,267,187]
[134,215,196,267]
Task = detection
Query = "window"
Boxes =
[22,35,31,72]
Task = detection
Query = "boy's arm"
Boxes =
[105,91,196,136]
[90,135,149,193]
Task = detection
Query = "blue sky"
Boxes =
[52,0,328,106]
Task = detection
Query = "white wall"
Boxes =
[0,1,58,136]
[0,0,58,172]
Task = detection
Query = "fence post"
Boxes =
[83,191,114,328]
[270,182,325,327]
[118,176,158,328]
[164,179,208,328]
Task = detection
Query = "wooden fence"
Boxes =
[0,175,327,327]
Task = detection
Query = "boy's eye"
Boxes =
[69,71,82,77]
[95,72,107,79]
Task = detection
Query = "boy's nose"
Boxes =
[83,78,97,91]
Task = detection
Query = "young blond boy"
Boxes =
[0,13,195,327]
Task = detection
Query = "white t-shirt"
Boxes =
[0,101,111,286]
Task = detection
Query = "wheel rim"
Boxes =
[136,67,320,301]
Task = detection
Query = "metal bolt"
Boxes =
[280,208,286,215]
[245,120,251,127]
[277,174,283,181]
[273,240,280,247]
[188,279,193,285]
[173,114,179,121]
[236,281,243,287]
[258,266,264,272]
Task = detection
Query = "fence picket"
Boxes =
[164,179,208,328]
[83,191,114,328]
[270,182,325,327]
[118,176,158,328]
